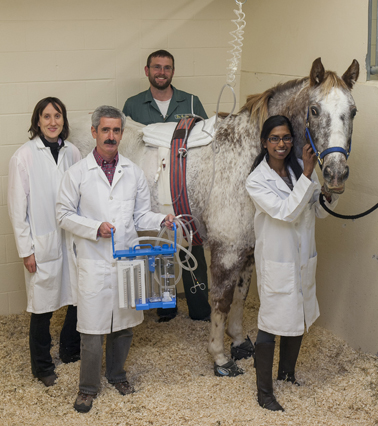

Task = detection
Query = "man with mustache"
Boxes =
[122,50,211,323]
[57,105,174,413]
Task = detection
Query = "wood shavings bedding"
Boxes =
[0,293,377,426]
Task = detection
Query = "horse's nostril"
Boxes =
[342,165,349,181]
[323,166,333,180]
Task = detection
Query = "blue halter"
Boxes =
[305,108,352,169]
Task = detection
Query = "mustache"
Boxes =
[104,139,117,145]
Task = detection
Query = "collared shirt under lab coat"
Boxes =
[246,157,338,336]
[122,85,208,125]
[8,137,81,313]
[56,152,165,334]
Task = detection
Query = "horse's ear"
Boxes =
[310,58,325,86]
[342,59,359,90]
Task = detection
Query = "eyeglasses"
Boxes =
[267,136,293,144]
[149,65,173,72]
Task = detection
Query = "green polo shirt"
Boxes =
[122,85,208,125]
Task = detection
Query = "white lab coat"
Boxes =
[246,157,338,336]
[7,137,81,313]
[56,151,165,334]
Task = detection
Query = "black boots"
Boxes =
[255,342,284,412]
[277,335,303,385]
[255,335,303,411]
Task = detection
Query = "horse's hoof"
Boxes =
[231,335,256,361]
[214,360,244,377]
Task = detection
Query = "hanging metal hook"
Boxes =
[235,0,247,5]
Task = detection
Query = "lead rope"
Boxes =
[319,193,378,220]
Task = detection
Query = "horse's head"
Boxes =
[306,58,359,194]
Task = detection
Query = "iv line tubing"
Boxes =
[129,236,198,286]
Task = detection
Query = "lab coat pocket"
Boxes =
[33,230,61,263]
[78,258,105,295]
[263,259,295,294]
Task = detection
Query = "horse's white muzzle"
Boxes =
[322,154,349,194]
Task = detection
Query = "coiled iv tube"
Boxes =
[226,0,246,86]
[213,0,247,130]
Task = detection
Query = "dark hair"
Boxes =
[251,115,303,181]
[29,97,69,141]
[146,49,175,69]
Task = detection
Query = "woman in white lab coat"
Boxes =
[246,115,338,412]
[8,97,81,387]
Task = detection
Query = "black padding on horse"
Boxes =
[213,360,244,377]
[231,335,256,360]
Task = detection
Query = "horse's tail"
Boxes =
[239,89,274,134]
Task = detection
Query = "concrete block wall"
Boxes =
[0,0,242,315]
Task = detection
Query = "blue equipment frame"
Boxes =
[111,224,177,310]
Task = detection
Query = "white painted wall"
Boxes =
[241,0,378,355]
[0,0,240,315]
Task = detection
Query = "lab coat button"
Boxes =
[112,219,115,223]
[112,262,116,267]
[110,196,113,200]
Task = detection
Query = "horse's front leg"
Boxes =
[208,284,234,366]
[227,252,255,361]
[208,244,245,377]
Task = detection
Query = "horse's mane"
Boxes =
[318,71,348,96]
[239,71,348,132]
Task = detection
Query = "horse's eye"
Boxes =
[311,106,319,117]
[351,108,357,118]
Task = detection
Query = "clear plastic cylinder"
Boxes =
[160,256,176,301]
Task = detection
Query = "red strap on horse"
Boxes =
[170,117,203,246]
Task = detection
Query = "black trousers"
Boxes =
[29,305,80,378]
[256,329,303,349]
[157,245,211,320]
[256,329,276,344]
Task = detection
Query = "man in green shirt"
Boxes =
[122,50,211,322]
[123,51,207,124]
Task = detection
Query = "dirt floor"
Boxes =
[0,293,377,426]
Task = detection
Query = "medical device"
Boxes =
[111,224,178,311]
[226,0,246,86]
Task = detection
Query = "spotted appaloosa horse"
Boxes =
[69,58,359,376]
